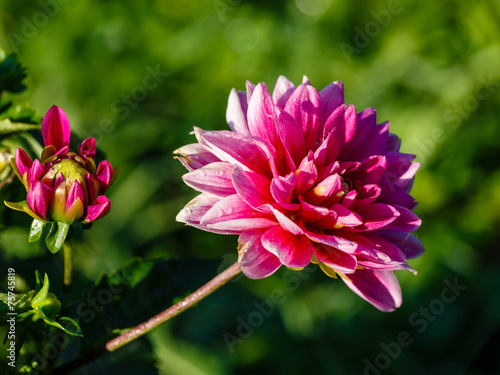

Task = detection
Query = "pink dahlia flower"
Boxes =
[175,76,424,312]
[5,105,117,225]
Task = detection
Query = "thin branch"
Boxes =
[53,262,242,374]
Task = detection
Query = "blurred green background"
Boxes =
[1,0,499,374]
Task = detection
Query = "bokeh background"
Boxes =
[1,0,500,374]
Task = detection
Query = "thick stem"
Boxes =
[63,239,73,294]
[53,262,242,375]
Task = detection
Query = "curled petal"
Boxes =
[238,230,282,279]
[232,165,272,209]
[341,269,402,312]
[183,162,236,197]
[227,89,250,135]
[377,230,425,259]
[247,82,279,147]
[353,203,400,231]
[67,180,86,209]
[313,243,357,274]
[14,148,32,179]
[96,160,113,193]
[42,105,71,154]
[261,226,313,269]
[201,194,277,233]
[78,137,96,160]
[27,181,52,220]
[174,143,221,171]
[176,193,229,234]
[272,75,296,108]
[83,195,111,223]
[319,81,345,121]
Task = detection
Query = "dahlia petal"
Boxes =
[354,203,400,231]
[272,75,296,108]
[232,165,272,209]
[376,230,425,259]
[247,82,279,146]
[238,230,281,279]
[226,89,250,135]
[305,230,361,254]
[96,160,113,193]
[176,193,230,233]
[270,206,303,235]
[304,174,342,206]
[297,197,334,223]
[83,195,111,223]
[313,242,357,274]
[86,173,100,203]
[28,159,45,185]
[386,133,401,152]
[345,155,386,185]
[341,190,357,210]
[64,197,84,224]
[261,226,313,268]
[302,75,311,85]
[27,181,52,220]
[42,105,71,154]
[383,205,422,232]
[78,137,96,160]
[66,180,85,209]
[14,148,32,178]
[353,184,382,210]
[182,162,236,197]
[295,151,318,195]
[174,143,221,171]
[377,179,417,209]
[330,203,363,226]
[201,194,276,233]
[284,83,322,150]
[319,81,345,121]
[245,80,255,102]
[342,269,402,312]
[325,104,357,158]
[270,172,297,205]
[384,152,420,192]
[195,128,273,177]
[275,108,305,167]
[356,232,408,264]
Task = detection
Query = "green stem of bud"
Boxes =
[52,262,242,375]
[63,239,73,294]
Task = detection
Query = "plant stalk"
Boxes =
[63,239,73,294]
[53,261,242,374]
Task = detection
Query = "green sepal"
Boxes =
[29,219,46,243]
[45,222,70,254]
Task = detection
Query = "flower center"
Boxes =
[50,158,88,184]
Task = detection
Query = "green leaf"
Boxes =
[0,101,40,125]
[0,291,35,324]
[80,257,221,345]
[45,222,70,254]
[31,273,50,306]
[0,118,41,136]
[42,316,83,337]
[0,52,28,93]
[29,219,46,242]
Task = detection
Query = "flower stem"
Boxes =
[53,261,242,374]
[63,239,73,294]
